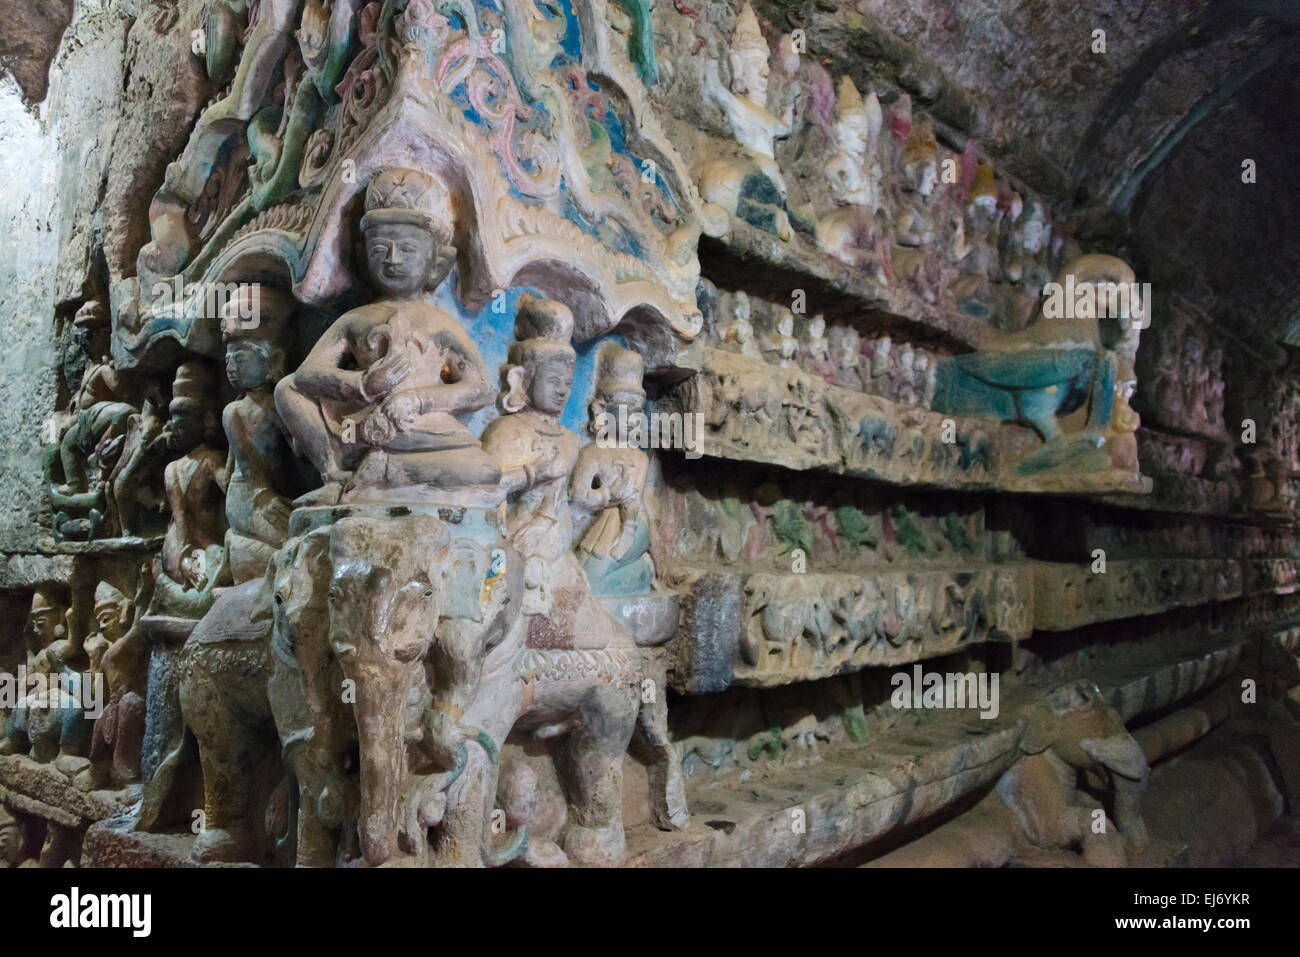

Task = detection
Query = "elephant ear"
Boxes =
[1079,735,1148,782]
[1020,701,1062,755]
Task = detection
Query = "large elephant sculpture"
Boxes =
[995,680,1150,865]
[269,511,528,868]
[272,510,688,867]
[144,507,686,867]
[136,508,522,865]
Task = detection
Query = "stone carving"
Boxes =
[571,345,654,598]
[16,0,1300,876]
[696,2,794,239]
[45,300,138,540]
[996,681,1149,866]
[932,254,1149,490]
[79,577,150,791]
[221,289,300,582]
[481,295,620,647]
[0,589,92,775]
[730,568,1019,686]
[147,361,229,623]
[275,168,498,505]
[948,162,1000,321]
[814,77,886,278]
[667,345,996,490]
[1134,309,1227,439]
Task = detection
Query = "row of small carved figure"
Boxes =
[1136,313,1227,436]
[664,481,984,568]
[1049,561,1244,627]
[0,575,147,793]
[741,572,995,672]
[704,289,942,409]
[676,0,1069,326]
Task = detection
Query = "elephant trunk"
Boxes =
[356,675,407,866]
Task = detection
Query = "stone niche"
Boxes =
[1,0,1299,872]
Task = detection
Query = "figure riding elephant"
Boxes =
[140,508,686,866]
[273,510,687,867]
[996,680,1149,865]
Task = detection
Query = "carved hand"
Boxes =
[361,353,411,400]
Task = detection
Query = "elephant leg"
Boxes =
[181,649,274,863]
[289,753,346,867]
[628,658,688,830]
[39,822,83,868]
[553,685,638,865]
[433,744,493,867]
[996,752,1076,849]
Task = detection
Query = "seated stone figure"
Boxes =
[570,345,654,597]
[481,296,631,650]
[696,2,794,240]
[0,590,93,774]
[932,254,1144,477]
[275,167,499,504]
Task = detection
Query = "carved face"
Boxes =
[225,339,275,393]
[835,110,869,159]
[166,401,206,451]
[28,608,65,650]
[364,223,436,298]
[729,45,769,105]
[904,158,937,197]
[93,604,127,644]
[527,354,575,416]
[1022,211,1047,254]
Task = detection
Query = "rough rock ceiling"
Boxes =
[0,0,75,105]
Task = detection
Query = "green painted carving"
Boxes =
[613,0,659,86]
[772,500,814,556]
[890,504,932,558]
[249,81,324,210]
[941,513,977,554]
[833,504,877,551]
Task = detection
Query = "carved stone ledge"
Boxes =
[671,564,1031,692]
[1243,558,1300,596]
[673,558,1251,691]
[665,346,1151,497]
[1098,473,1236,517]
[633,631,1254,867]
[1031,559,1244,633]
[665,345,999,491]
[0,755,139,829]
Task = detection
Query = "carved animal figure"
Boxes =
[996,681,1150,865]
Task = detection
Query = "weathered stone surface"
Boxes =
[3,0,1300,874]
